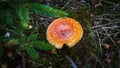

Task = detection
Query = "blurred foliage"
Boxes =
[25,45,40,61]
[0,0,67,62]
[29,3,68,17]
[0,0,68,28]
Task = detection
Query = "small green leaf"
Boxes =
[29,3,68,17]
[25,45,39,61]
[18,5,29,28]
[28,34,37,41]
[32,41,55,50]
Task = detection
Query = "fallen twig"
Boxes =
[65,55,77,68]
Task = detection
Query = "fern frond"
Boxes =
[32,41,55,50]
[18,5,29,28]
[28,3,68,17]
[25,45,40,61]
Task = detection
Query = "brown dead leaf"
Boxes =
[95,2,103,8]
[1,64,7,68]
[116,40,120,44]
[103,43,110,49]
[105,59,111,63]
[51,49,57,54]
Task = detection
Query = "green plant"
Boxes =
[0,0,68,62]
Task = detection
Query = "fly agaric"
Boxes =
[47,18,83,49]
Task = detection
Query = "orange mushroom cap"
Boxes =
[47,18,83,49]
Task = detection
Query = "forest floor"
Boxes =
[0,0,120,68]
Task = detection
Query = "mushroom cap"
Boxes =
[47,18,83,49]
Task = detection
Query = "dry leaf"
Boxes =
[116,40,120,44]
[105,59,111,63]
[103,43,110,49]
[95,2,103,8]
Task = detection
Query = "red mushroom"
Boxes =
[47,18,83,49]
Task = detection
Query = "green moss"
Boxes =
[68,8,91,24]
